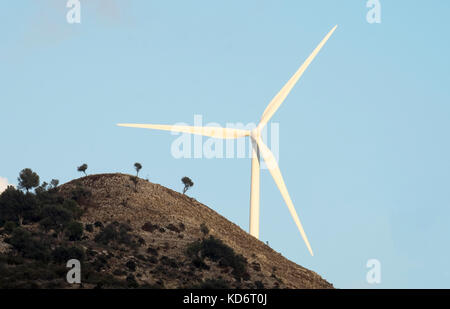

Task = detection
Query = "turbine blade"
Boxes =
[255,138,314,256]
[259,25,337,128]
[117,123,250,139]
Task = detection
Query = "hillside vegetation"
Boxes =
[0,172,333,289]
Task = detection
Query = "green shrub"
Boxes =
[52,246,85,263]
[146,247,158,256]
[39,217,53,232]
[3,221,17,234]
[137,237,145,246]
[136,254,146,261]
[70,184,92,203]
[65,221,83,241]
[251,261,261,272]
[94,224,117,245]
[0,187,40,225]
[4,254,25,265]
[7,228,50,261]
[126,274,139,288]
[185,236,248,279]
[0,261,62,286]
[113,269,127,276]
[166,224,181,233]
[147,256,158,264]
[179,222,186,231]
[126,260,136,272]
[255,280,265,289]
[39,205,72,233]
[192,257,209,270]
[94,222,136,248]
[85,224,94,232]
[83,269,127,289]
[92,255,109,271]
[141,222,159,232]
[160,256,178,268]
[196,278,230,289]
[62,199,83,219]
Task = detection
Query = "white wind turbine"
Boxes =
[118,25,337,256]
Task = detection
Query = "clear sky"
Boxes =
[1,1,449,288]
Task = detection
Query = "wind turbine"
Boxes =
[118,25,337,256]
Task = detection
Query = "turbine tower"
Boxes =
[118,25,337,256]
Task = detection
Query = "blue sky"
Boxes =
[1,1,449,288]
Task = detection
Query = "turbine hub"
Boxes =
[250,128,260,140]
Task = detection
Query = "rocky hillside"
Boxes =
[0,173,333,289]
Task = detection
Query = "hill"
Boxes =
[0,173,332,289]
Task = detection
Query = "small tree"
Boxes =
[65,221,84,241]
[17,168,40,192]
[134,163,142,177]
[39,205,73,239]
[0,186,38,226]
[77,164,88,176]
[50,179,59,189]
[34,182,48,195]
[181,177,194,195]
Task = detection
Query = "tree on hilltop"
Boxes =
[77,164,88,176]
[134,163,142,177]
[17,168,40,193]
[181,177,194,195]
